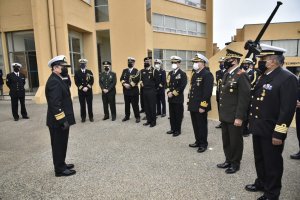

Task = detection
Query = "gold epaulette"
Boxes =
[200,101,208,108]
[274,124,288,134]
[55,112,65,120]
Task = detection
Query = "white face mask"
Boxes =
[193,63,199,71]
[171,64,178,70]
[154,64,160,69]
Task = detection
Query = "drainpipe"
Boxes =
[47,0,57,57]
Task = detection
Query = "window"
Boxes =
[171,0,206,9]
[95,0,109,22]
[69,31,84,74]
[154,49,205,71]
[153,13,206,37]
[146,0,151,24]
[261,40,300,57]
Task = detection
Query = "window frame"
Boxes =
[68,31,84,74]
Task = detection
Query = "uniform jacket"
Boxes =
[74,69,94,95]
[6,72,26,97]
[99,71,117,95]
[157,68,166,91]
[249,67,298,140]
[140,67,161,89]
[247,69,261,88]
[120,68,139,96]
[188,68,214,112]
[166,68,187,104]
[216,69,225,101]
[0,69,3,86]
[219,67,251,123]
[45,73,75,128]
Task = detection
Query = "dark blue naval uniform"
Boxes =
[156,68,166,116]
[188,68,214,148]
[249,67,298,200]
[6,72,28,119]
[166,68,187,135]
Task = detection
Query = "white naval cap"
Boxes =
[79,58,88,64]
[11,63,22,68]
[258,43,286,57]
[170,56,182,63]
[191,53,209,65]
[48,55,71,68]
[128,57,136,62]
[154,59,162,64]
[243,58,254,64]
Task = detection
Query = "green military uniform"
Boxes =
[99,61,117,121]
[218,49,251,174]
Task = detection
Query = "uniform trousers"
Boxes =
[296,109,300,148]
[169,102,183,132]
[253,135,284,200]
[79,93,93,120]
[102,92,116,118]
[221,122,244,166]
[11,96,27,119]
[143,88,157,124]
[156,89,166,115]
[124,95,140,118]
[190,112,208,147]
[49,127,69,173]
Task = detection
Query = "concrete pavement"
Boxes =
[0,95,299,200]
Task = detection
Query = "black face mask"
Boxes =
[80,63,86,69]
[240,64,249,71]
[60,67,68,77]
[13,67,20,73]
[104,67,110,72]
[258,61,267,74]
[224,60,234,70]
[219,64,224,70]
[128,63,133,68]
[144,63,150,68]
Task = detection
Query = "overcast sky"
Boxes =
[213,0,300,49]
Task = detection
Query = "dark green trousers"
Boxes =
[221,122,244,166]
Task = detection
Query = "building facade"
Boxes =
[0,0,213,103]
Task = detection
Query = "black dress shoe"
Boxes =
[225,165,240,174]
[143,122,150,126]
[290,151,300,160]
[161,114,166,117]
[217,162,231,169]
[22,116,30,119]
[111,116,116,121]
[166,130,174,134]
[66,164,75,169]
[189,143,199,148]
[122,117,129,122]
[150,123,156,127]
[136,118,141,123]
[215,123,222,128]
[55,169,76,177]
[14,118,19,121]
[102,116,109,120]
[89,118,94,122]
[197,146,207,153]
[245,184,264,192]
[81,119,86,123]
[173,131,181,137]
[257,195,270,200]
